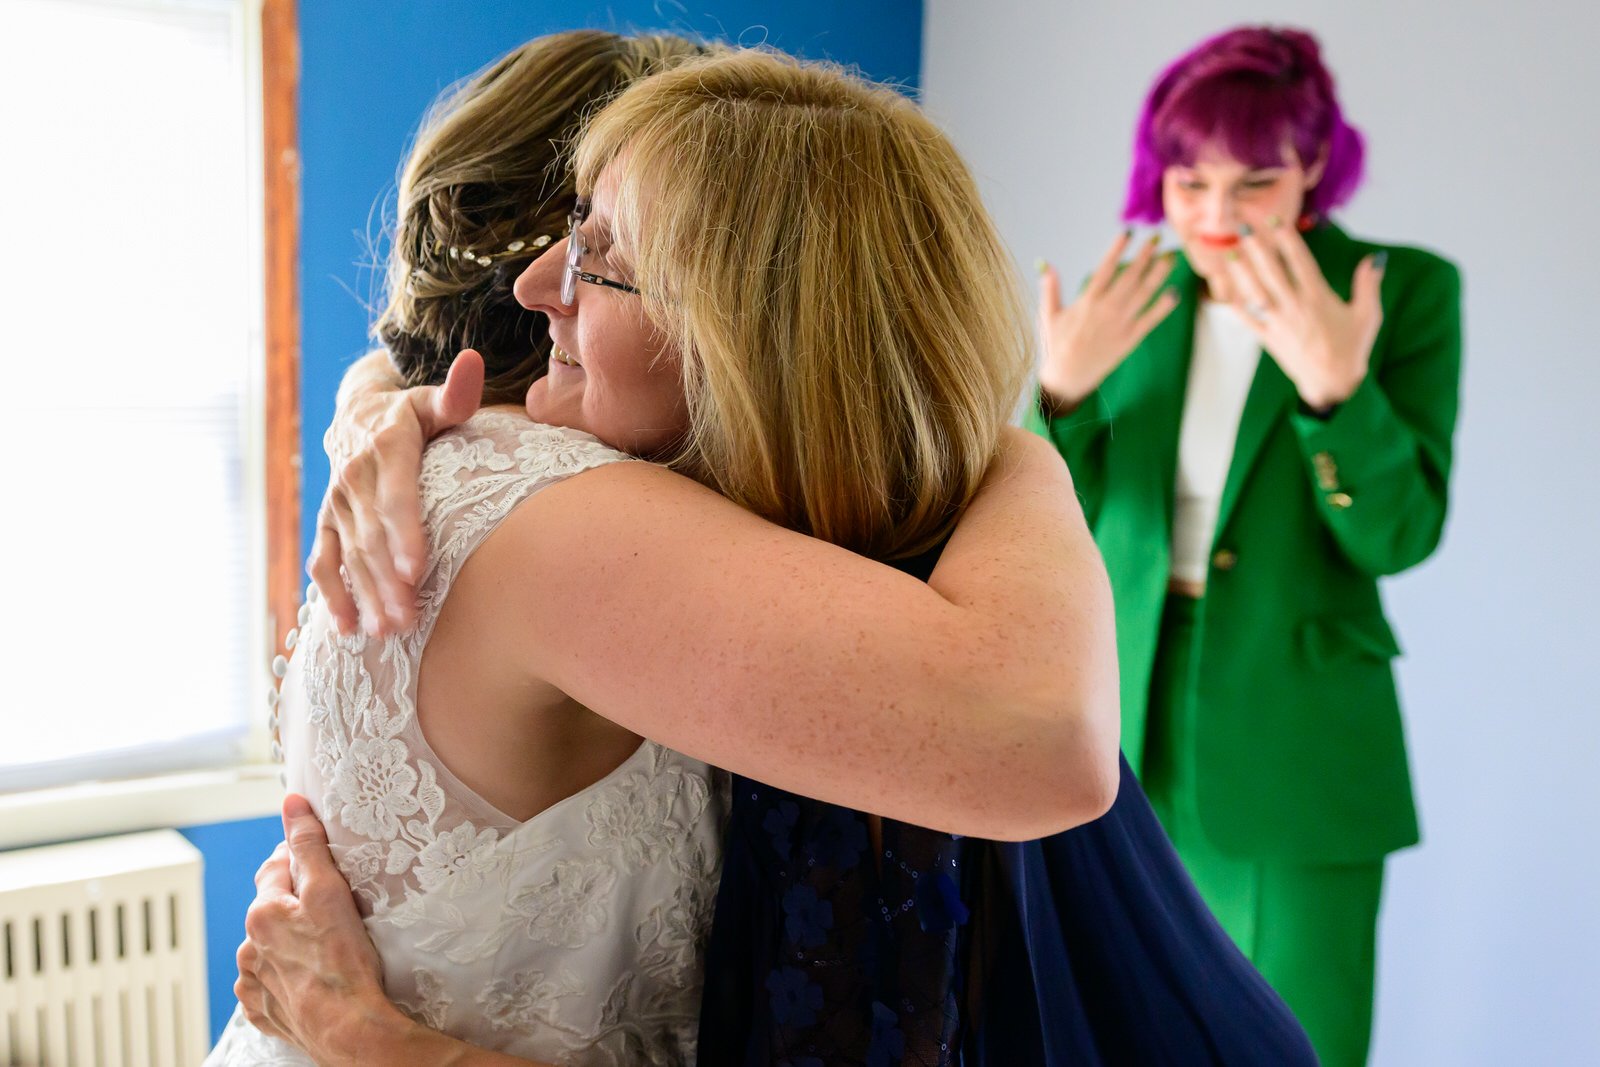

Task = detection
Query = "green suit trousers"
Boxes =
[1143,594,1384,1067]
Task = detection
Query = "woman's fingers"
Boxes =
[423,349,486,434]
[331,457,413,628]
[1085,230,1135,297]
[306,516,358,634]
[1225,252,1274,320]
[1268,219,1327,298]
[354,352,481,606]
[281,793,329,871]
[1351,252,1387,327]
[370,444,427,612]
[253,842,292,895]
[236,935,260,980]
[1131,231,1163,278]
[1130,285,1182,343]
[280,794,353,913]
[1038,263,1063,321]
[327,490,389,635]
[1129,249,1177,312]
[1106,232,1160,301]
[234,972,288,1040]
[231,801,383,1056]
[1239,227,1296,309]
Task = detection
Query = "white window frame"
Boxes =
[1,0,282,846]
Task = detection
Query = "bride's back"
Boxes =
[413,434,646,824]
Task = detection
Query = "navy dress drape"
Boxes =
[696,543,1316,1066]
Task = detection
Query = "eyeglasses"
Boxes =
[561,197,641,306]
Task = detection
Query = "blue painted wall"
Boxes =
[186,0,924,1046]
[179,816,284,1041]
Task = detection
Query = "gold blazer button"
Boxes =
[1212,549,1238,571]
[1327,492,1354,510]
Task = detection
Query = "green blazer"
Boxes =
[1026,223,1462,863]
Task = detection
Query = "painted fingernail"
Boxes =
[1238,223,1253,237]
[1122,227,1134,240]
[1035,258,1049,275]
[1226,249,1241,261]
[1372,251,1389,270]
[1267,215,1283,229]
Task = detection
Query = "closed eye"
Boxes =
[1240,171,1285,190]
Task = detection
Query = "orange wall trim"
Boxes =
[262,0,301,645]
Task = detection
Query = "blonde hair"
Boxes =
[374,30,708,403]
[575,49,1032,559]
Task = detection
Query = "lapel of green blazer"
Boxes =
[1140,254,1200,532]
[1210,222,1364,545]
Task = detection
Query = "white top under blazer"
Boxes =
[1170,300,1261,585]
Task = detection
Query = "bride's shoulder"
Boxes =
[418,409,637,515]
[431,409,630,467]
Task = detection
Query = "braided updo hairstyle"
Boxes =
[374,30,709,404]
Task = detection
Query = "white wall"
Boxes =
[922,2,1599,1063]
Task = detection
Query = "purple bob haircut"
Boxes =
[1122,26,1365,224]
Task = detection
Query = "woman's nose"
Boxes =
[1201,190,1237,231]
[513,239,567,313]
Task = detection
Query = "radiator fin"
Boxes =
[0,830,208,1066]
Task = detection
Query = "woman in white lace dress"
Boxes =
[231,48,1121,1066]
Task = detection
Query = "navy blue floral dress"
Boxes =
[696,544,1317,1066]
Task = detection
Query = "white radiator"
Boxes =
[0,830,208,1067]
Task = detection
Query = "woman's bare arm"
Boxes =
[927,427,1122,825]
[466,426,1118,841]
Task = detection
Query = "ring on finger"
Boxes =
[1243,301,1270,321]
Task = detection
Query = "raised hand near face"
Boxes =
[1224,218,1386,413]
[1037,230,1181,411]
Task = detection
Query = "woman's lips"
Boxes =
[1196,233,1240,250]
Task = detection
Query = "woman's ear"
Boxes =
[1304,144,1329,190]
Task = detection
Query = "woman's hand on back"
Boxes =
[1037,230,1180,410]
[236,796,546,1066]
[309,349,485,635]
[235,796,397,1064]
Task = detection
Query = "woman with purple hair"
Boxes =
[1029,26,1462,1065]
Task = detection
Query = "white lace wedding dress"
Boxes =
[208,410,726,1066]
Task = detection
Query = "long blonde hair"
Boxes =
[374,30,708,403]
[575,49,1032,559]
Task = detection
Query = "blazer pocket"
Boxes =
[1298,613,1403,669]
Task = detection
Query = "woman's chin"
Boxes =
[524,376,568,427]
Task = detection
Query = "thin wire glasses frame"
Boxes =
[561,197,640,306]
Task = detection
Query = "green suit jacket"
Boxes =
[1026,223,1462,863]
